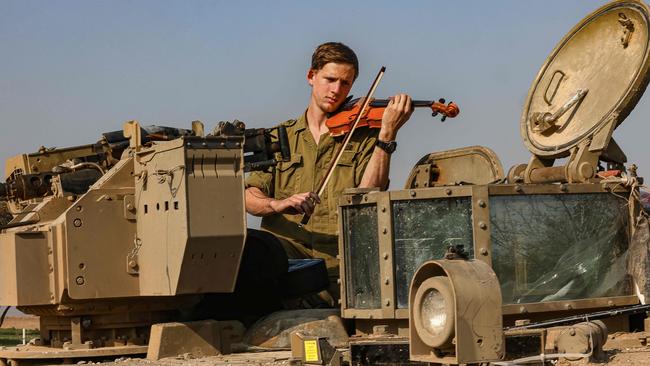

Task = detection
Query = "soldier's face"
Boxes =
[308,62,355,113]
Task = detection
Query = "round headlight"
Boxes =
[413,276,455,349]
[421,288,447,336]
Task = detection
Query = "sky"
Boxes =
[3,0,649,181]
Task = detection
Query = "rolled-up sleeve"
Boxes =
[245,169,274,197]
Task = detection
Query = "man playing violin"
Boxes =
[245,42,413,304]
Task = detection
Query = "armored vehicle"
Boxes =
[2,1,650,365]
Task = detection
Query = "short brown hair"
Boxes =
[311,42,359,80]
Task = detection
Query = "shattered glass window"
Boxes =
[392,198,474,308]
[343,204,381,309]
[490,193,632,304]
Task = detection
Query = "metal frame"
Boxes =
[339,183,638,320]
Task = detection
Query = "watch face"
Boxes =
[387,141,397,153]
[377,140,397,153]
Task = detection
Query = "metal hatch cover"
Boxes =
[521,0,650,158]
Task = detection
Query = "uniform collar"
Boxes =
[294,111,307,132]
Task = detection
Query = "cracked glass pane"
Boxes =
[343,204,380,309]
[392,198,474,308]
[490,193,632,304]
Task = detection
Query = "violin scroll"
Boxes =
[430,99,460,122]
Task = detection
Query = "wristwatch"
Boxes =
[375,139,397,154]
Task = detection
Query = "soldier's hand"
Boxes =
[379,93,413,140]
[270,192,321,216]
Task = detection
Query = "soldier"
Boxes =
[245,42,413,303]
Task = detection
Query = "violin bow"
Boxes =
[300,66,386,226]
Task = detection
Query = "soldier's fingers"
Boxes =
[308,192,321,204]
[404,95,413,113]
[288,197,305,214]
[300,201,313,216]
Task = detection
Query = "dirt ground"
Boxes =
[2,316,650,365]
[79,331,650,366]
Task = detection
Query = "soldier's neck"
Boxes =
[306,104,329,145]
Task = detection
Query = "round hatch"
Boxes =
[521,0,650,158]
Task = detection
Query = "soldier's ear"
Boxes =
[307,69,316,87]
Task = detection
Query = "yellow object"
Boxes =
[303,339,320,362]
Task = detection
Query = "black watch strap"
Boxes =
[375,139,397,154]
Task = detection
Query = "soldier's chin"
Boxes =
[322,101,339,113]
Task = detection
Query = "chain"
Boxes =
[151,165,184,197]
[127,235,142,261]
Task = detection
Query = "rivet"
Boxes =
[608,300,614,307]
[75,206,82,212]
[569,328,576,336]
[519,306,528,314]
[73,219,82,227]
[445,189,452,195]
[478,200,486,208]
[382,227,387,234]
[416,169,420,174]
[564,303,573,310]
[381,206,386,212]
[220,142,226,147]
[560,184,568,192]
[337,299,342,305]
[75,276,85,285]
[364,196,368,202]
[383,252,389,260]
[480,248,488,256]
[67,195,76,202]
[384,278,390,285]
[410,190,416,197]
[126,203,135,212]
[235,142,240,147]
[201,142,207,147]
[186,142,191,146]
[385,299,391,307]
[128,260,138,269]
[414,182,419,187]
[336,278,341,285]
[479,221,487,230]
[515,185,523,193]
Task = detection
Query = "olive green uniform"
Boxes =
[246,113,379,282]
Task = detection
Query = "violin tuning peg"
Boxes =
[438,98,446,104]
[441,116,447,122]
[431,112,439,117]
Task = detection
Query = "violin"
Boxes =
[326,97,460,137]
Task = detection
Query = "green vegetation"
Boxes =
[0,328,39,347]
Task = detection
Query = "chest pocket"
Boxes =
[337,148,359,182]
[275,153,302,199]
